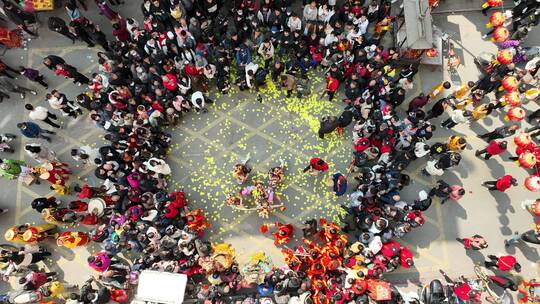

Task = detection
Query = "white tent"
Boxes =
[132,270,187,304]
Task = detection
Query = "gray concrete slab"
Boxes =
[0,0,538,298]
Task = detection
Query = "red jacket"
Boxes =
[112,19,129,41]
[184,64,202,77]
[162,73,177,91]
[326,76,339,92]
[486,141,507,155]
[497,255,517,271]
[309,157,329,171]
[381,240,401,258]
[399,247,414,268]
[496,175,514,191]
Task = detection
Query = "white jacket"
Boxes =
[190,91,205,109]
[450,109,468,124]
[287,17,302,32]
[28,106,49,121]
[245,62,259,88]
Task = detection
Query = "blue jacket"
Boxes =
[235,47,251,65]
[20,122,42,138]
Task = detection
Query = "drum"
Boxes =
[88,198,106,216]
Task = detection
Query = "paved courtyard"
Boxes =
[0,0,539,295]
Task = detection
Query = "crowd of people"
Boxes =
[0,0,538,303]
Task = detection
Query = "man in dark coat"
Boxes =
[48,17,77,42]
[318,116,340,139]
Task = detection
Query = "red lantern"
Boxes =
[487,0,502,6]
[531,199,540,216]
[505,107,526,121]
[426,48,438,58]
[504,91,521,107]
[514,132,532,147]
[487,11,506,28]
[525,175,540,192]
[519,152,537,169]
[501,75,518,91]
[493,27,509,43]
[497,49,514,65]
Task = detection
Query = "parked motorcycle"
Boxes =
[421,279,455,304]
[521,229,540,245]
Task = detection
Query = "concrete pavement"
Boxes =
[0,0,538,298]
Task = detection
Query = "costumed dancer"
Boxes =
[260,222,294,246]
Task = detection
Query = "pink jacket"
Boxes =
[449,185,464,201]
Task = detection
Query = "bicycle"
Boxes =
[474,265,509,304]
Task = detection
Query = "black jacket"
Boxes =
[47,16,67,31]
[43,55,66,70]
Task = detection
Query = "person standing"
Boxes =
[478,125,520,142]
[19,66,48,88]
[441,108,471,129]
[55,63,90,86]
[47,90,82,118]
[86,23,110,51]
[482,174,517,192]
[425,98,450,120]
[0,59,20,79]
[3,1,38,36]
[504,231,524,247]
[475,140,507,160]
[43,55,66,71]
[323,73,339,101]
[24,143,57,163]
[25,104,60,128]
[456,235,488,250]
[70,19,95,48]
[257,39,274,70]
[429,180,452,204]
[65,1,82,21]
[484,255,521,272]
[95,0,119,20]
[449,185,466,202]
[19,271,57,291]
[427,81,451,100]
[447,135,467,152]
[17,122,56,142]
[0,76,37,99]
[48,16,77,43]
